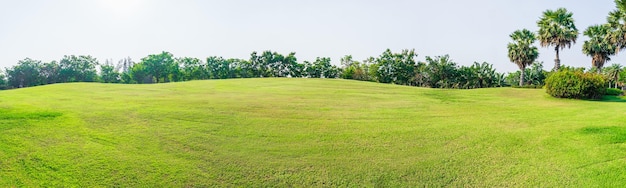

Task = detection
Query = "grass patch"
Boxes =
[0,78,625,186]
[580,126,626,144]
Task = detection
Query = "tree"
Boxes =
[306,57,330,78]
[5,58,43,88]
[282,53,299,77]
[375,50,396,83]
[425,55,458,88]
[508,29,539,86]
[178,57,206,81]
[537,8,578,71]
[608,0,626,51]
[40,61,60,84]
[117,57,135,84]
[363,57,378,82]
[411,61,429,87]
[229,59,254,78]
[130,63,151,84]
[506,62,547,86]
[140,51,175,83]
[100,59,120,83]
[582,24,617,73]
[373,49,418,85]
[606,63,623,88]
[59,55,99,82]
[0,71,7,90]
[206,56,232,79]
[459,62,498,89]
[248,51,264,77]
[340,55,358,79]
[340,55,357,68]
[341,55,373,81]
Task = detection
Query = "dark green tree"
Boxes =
[140,51,175,83]
[40,61,60,84]
[100,59,120,83]
[178,57,206,81]
[59,55,99,82]
[6,58,44,88]
[425,55,458,88]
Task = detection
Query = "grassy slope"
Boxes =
[1,78,625,187]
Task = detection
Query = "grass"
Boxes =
[1,78,626,186]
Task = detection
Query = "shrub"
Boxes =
[606,88,623,96]
[545,70,607,99]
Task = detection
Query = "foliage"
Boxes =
[58,55,99,82]
[130,63,151,84]
[304,57,341,78]
[4,50,504,90]
[40,61,60,85]
[117,57,135,84]
[506,62,548,86]
[507,29,539,86]
[608,0,626,51]
[606,88,624,95]
[100,60,120,83]
[136,51,175,83]
[177,57,206,81]
[604,63,623,88]
[374,49,417,85]
[5,58,45,88]
[511,84,543,89]
[582,24,617,73]
[423,55,459,88]
[537,8,579,71]
[0,71,7,90]
[545,69,607,99]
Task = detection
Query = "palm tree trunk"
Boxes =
[519,68,525,87]
[553,47,560,71]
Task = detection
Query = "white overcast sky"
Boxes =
[0,0,622,73]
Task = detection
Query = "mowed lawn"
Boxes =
[1,78,625,187]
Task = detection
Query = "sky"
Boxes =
[0,0,622,73]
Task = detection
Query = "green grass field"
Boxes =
[1,78,625,186]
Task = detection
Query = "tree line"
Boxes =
[1,48,623,91]
[0,49,516,90]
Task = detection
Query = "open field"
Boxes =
[1,78,625,186]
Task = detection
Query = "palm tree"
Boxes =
[608,0,626,51]
[508,29,540,87]
[582,25,617,73]
[537,8,578,71]
[606,64,623,88]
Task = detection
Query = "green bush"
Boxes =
[545,70,607,99]
[606,88,624,96]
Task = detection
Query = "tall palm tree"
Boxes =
[508,29,540,87]
[582,25,617,73]
[608,0,626,53]
[537,8,579,71]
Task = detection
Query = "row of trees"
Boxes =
[0,49,510,90]
[2,48,623,91]
[0,51,344,89]
[508,1,626,87]
[341,50,506,89]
